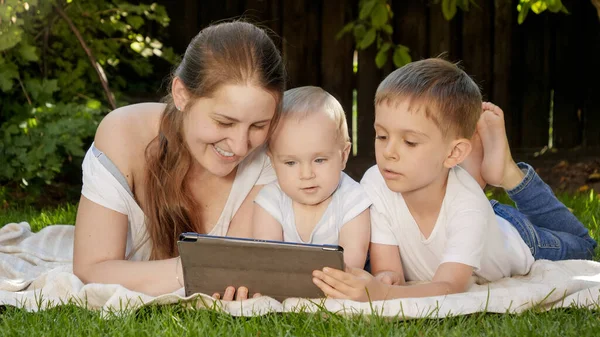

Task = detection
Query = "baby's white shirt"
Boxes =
[254,172,372,245]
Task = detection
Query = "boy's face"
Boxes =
[374,100,457,194]
[269,112,350,206]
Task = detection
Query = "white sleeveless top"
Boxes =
[80,143,276,261]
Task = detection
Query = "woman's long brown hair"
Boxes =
[143,22,285,260]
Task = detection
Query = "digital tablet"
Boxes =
[177,232,345,301]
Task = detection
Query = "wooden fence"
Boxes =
[157,0,600,156]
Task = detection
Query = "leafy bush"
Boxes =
[0,0,175,201]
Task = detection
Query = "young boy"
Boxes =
[252,86,372,269]
[311,59,597,301]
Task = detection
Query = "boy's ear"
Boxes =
[341,141,352,170]
[171,77,190,110]
[444,138,472,168]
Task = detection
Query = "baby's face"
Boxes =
[269,112,349,206]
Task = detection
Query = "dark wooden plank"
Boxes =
[320,0,355,134]
[492,0,516,147]
[461,0,493,100]
[244,0,283,49]
[160,0,200,53]
[282,0,322,88]
[517,13,552,149]
[552,0,584,149]
[356,45,382,157]
[199,0,244,25]
[391,0,428,61]
[428,3,461,60]
[582,1,600,146]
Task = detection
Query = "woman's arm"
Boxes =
[73,196,182,295]
[73,105,183,296]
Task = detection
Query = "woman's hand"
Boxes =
[312,267,390,302]
[212,286,262,301]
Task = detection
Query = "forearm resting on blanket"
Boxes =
[74,258,181,296]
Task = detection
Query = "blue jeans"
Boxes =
[492,163,597,261]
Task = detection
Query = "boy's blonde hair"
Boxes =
[278,86,350,144]
[375,58,482,139]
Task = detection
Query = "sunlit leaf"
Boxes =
[531,1,548,14]
[130,41,144,53]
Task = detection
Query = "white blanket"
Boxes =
[1,222,599,318]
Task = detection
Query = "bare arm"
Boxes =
[338,209,370,269]
[73,105,183,296]
[251,202,284,241]
[369,242,405,285]
[312,262,473,301]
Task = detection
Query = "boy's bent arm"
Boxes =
[338,209,370,269]
[369,242,405,285]
[384,262,473,298]
[251,203,284,241]
[312,262,473,301]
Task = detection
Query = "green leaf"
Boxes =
[380,42,393,54]
[336,22,354,40]
[375,48,388,68]
[126,15,145,30]
[353,24,367,41]
[382,24,393,35]
[359,0,377,20]
[393,46,411,68]
[442,0,457,20]
[531,1,548,14]
[358,28,377,50]
[547,0,563,13]
[370,3,388,28]
[518,2,531,24]
[0,64,19,92]
[18,43,39,62]
[0,26,24,52]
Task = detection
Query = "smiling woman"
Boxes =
[71,21,285,299]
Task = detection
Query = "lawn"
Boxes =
[1,191,600,336]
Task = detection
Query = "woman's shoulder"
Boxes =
[94,102,164,175]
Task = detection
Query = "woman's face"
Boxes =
[176,81,278,177]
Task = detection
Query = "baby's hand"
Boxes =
[212,286,262,301]
[375,271,404,286]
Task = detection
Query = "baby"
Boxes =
[252,86,371,268]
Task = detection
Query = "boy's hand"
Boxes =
[312,267,390,302]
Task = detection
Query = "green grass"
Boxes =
[1,191,600,336]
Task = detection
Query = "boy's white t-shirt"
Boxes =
[254,172,372,245]
[362,165,534,282]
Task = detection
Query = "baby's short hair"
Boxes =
[375,58,482,138]
[280,86,350,143]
